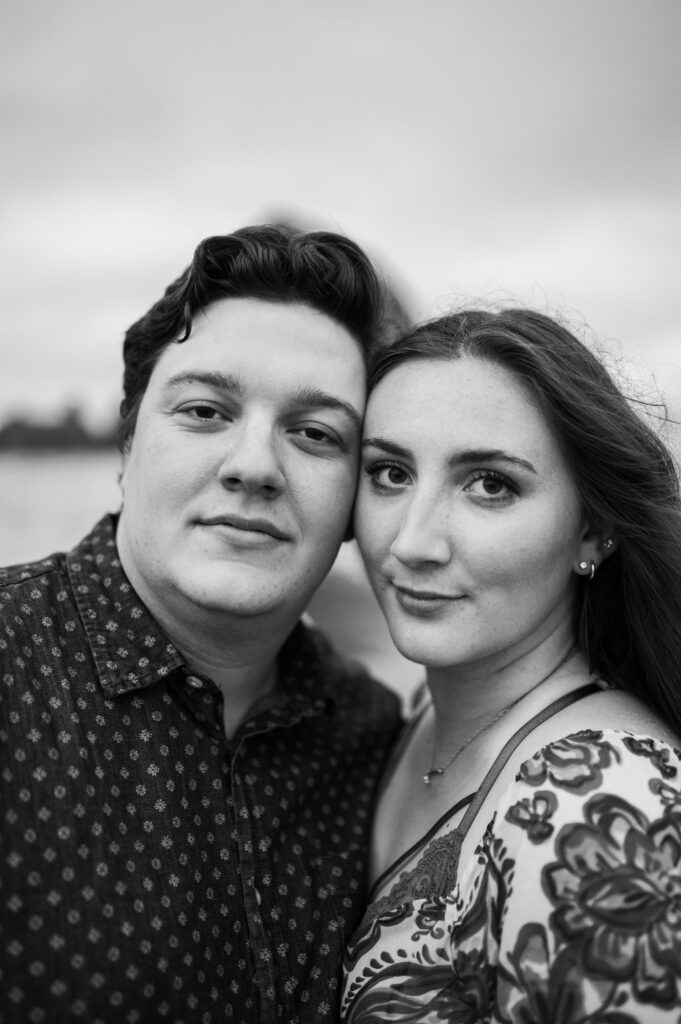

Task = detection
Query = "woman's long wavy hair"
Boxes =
[369,309,681,732]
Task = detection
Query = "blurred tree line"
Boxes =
[0,406,118,451]
[1,216,413,455]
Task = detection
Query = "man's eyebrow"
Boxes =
[362,438,536,473]
[290,386,362,431]
[159,374,362,429]
[160,371,244,395]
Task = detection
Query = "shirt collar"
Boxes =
[67,514,338,710]
[67,514,185,697]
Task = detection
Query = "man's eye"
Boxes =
[302,426,332,443]
[180,404,224,421]
[293,424,342,449]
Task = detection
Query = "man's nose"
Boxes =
[217,417,285,497]
[389,490,452,567]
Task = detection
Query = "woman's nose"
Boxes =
[389,492,452,566]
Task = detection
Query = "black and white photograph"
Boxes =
[2,2,681,1021]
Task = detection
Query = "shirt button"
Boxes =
[186,675,204,689]
[254,887,262,906]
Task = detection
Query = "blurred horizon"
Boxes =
[2,0,681,432]
[2,0,679,695]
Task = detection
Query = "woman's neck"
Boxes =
[424,632,583,738]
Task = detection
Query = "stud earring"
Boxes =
[603,538,614,551]
[578,560,596,580]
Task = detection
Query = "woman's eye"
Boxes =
[465,471,517,501]
[365,462,411,490]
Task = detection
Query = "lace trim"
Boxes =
[365,826,464,922]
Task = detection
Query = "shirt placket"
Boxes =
[175,672,281,1018]
[230,700,329,1022]
[229,734,280,1024]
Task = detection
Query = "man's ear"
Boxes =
[118,450,129,500]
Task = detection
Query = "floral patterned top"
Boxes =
[342,725,681,1023]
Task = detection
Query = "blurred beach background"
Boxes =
[2,0,680,700]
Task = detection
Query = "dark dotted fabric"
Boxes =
[0,516,400,1024]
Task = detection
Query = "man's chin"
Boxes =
[176,575,295,622]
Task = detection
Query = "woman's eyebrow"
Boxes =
[450,449,537,473]
[362,437,411,458]
[362,439,536,474]
[446,448,536,471]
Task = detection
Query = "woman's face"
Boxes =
[355,356,591,672]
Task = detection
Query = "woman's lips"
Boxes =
[392,582,465,615]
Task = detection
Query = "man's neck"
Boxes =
[179,638,282,739]
[115,523,309,735]
[164,607,298,738]
[120,567,300,739]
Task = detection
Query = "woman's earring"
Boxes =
[603,538,614,551]
[578,560,596,580]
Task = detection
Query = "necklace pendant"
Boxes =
[419,649,579,786]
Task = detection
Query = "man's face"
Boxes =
[116,297,366,628]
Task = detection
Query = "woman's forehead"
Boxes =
[364,356,566,465]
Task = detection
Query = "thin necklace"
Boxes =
[422,647,576,785]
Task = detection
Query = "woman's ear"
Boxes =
[574,523,618,579]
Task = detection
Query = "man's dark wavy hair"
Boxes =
[369,308,681,733]
[119,224,385,450]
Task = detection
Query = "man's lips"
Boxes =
[199,514,289,541]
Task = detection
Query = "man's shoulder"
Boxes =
[0,516,118,599]
[0,549,75,652]
[0,550,76,669]
[0,550,65,593]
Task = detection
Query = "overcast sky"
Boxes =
[2,0,680,426]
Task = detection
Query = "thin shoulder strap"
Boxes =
[456,681,602,841]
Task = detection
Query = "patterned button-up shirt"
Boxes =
[0,516,400,1024]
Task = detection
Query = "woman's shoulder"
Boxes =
[508,723,681,811]
[543,684,679,743]
[457,713,681,1024]
[489,695,681,847]
[459,687,681,869]
[463,715,681,881]
[506,685,680,788]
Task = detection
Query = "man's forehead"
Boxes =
[153,297,364,371]
[195,294,348,337]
